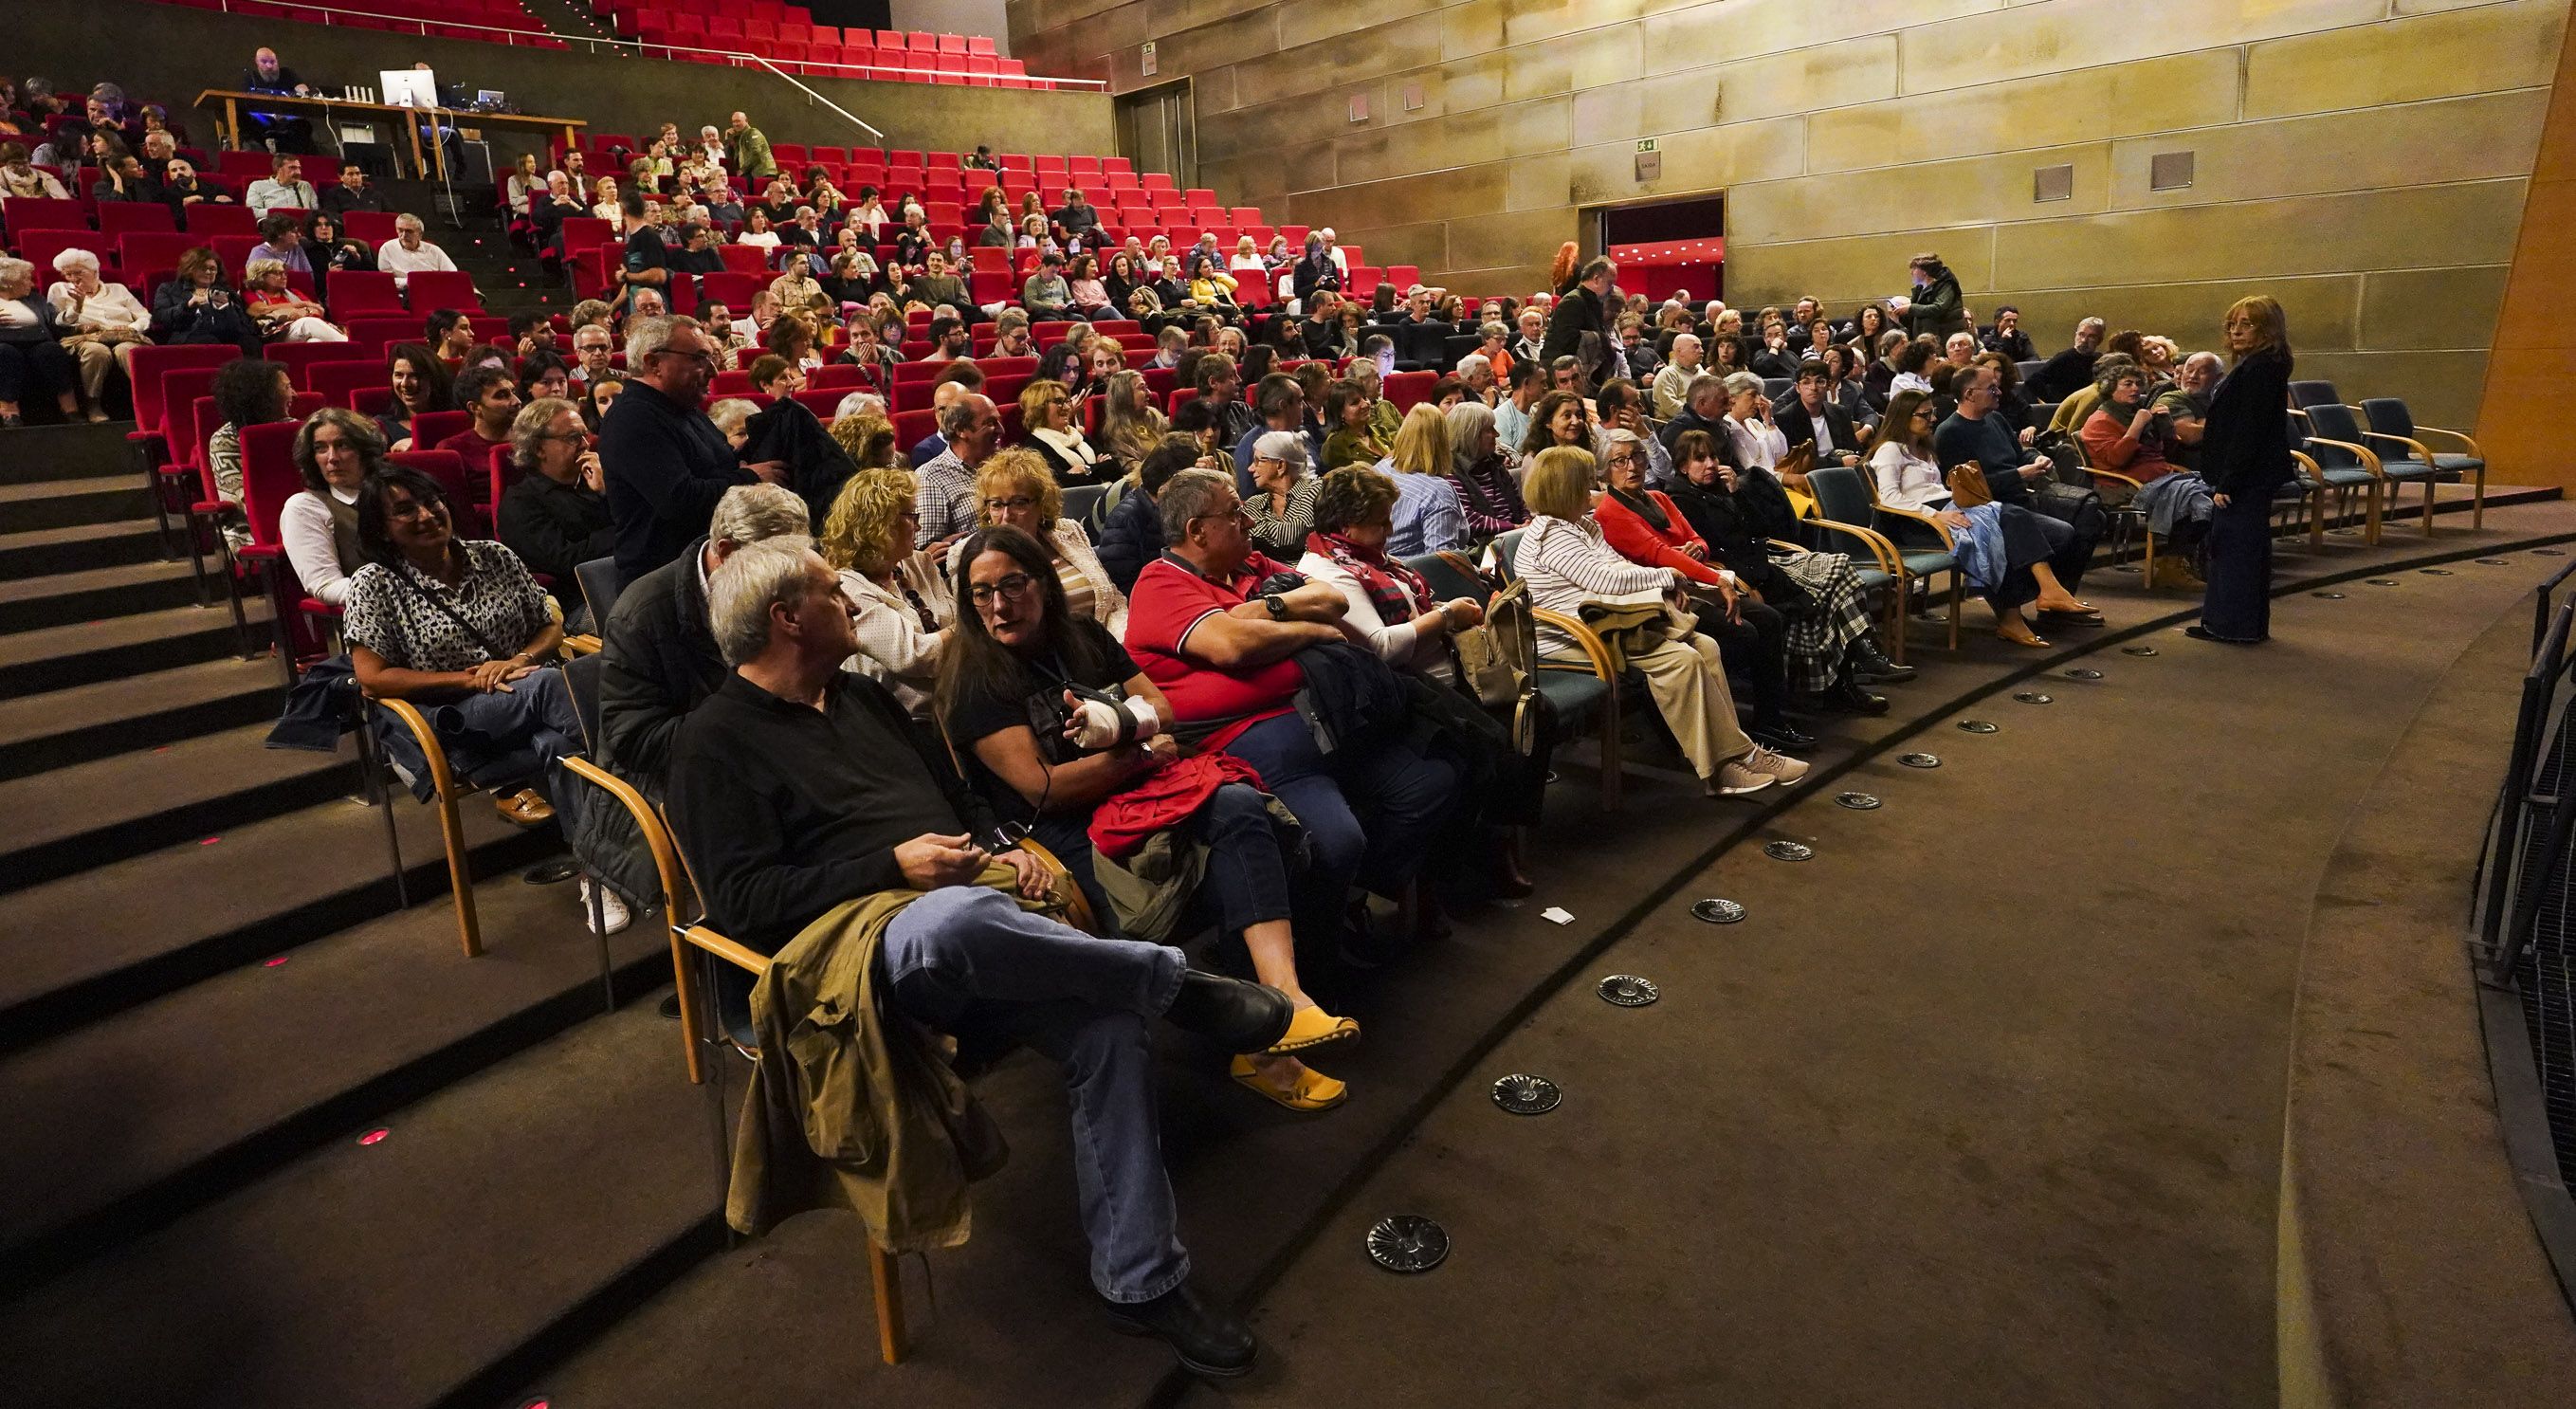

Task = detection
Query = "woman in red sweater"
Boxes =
[1591,429,1818,746]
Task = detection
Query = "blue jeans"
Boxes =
[878,886,1191,1303]
[1223,712,1457,918]
[435,665,583,814]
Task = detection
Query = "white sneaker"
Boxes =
[1708,761,1777,797]
[578,877,631,935]
[1742,744,1810,785]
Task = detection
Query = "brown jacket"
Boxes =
[726,867,1072,1250]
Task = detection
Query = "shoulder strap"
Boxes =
[387,555,512,659]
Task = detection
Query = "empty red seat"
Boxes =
[186,203,257,237]
[327,270,407,318]
[309,357,383,410]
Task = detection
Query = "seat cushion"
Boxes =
[1897,551,1953,577]
[2433,454,2484,475]
[1532,668,1612,721]
[2376,456,2445,483]
[1853,567,1895,591]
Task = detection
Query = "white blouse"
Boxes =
[282,486,362,607]
[1296,551,1452,680]
[46,281,151,334]
[1723,414,1788,472]
[1869,441,1949,514]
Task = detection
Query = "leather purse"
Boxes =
[1946,464,1995,508]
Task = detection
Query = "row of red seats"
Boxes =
[146,0,574,49]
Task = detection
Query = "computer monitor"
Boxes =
[380,69,439,108]
[477,90,504,107]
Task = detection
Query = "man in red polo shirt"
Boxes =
[1124,467,1458,961]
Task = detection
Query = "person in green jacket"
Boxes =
[724,110,776,182]
[1901,251,1969,340]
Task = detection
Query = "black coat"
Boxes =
[2198,345,2294,499]
[740,395,857,527]
[1540,284,1609,373]
[1776,398,1863,466]
[594,535,724,793]
[599,379,756,582]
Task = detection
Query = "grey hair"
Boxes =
[1687,373,1730,407]
[0,256,32,290]
[507,396,581,468]
[1877,328,1909,355]
[1720,371,1764,400]
[1158,467,1235,543]
[1670,332,1701,356]
[1444,398,1495,473]
[937,393,990,440]
[705,397,759,439]
[1455,352,1491,378]
[622,313,702,367]
[834,391,886,420]
[708,483,811,547]
[1478,320,1509,340]
[707,539,821,668]
[49,247,100,277]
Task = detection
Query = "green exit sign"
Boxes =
[1635,137,1657,153]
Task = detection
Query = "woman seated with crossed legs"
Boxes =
[1865,389,2090,648]
[940,523,1357,1112]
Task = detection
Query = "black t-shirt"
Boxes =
[942,619,1138,828]
[621,225,667,277]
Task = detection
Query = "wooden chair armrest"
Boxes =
[2412,424,2482,457]
[680,923,775,977]
[559,756,693,919]
[1016,834,1098,936]
[563,633,602,656]
[1809,517,1904,575]
[2356,430,2434,463]
[2086,467,2144,493]
[370,695,461,801]
[2288,450,2330,491]
[2306,437,2383,475]
[1529,607,1619,682]
[1872,502,1956,550]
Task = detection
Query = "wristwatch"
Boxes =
[1263,593,1289,621]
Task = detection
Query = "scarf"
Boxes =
[1607,485,1669,532]
[1029,423,1100,469]
[1306,531,1433,626]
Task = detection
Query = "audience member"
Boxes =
[44,248,149,420]
[281,406,379,604]
[377,214,460,290]
[1935,362,2103,615]
[436,363,521,467]
[819,466,953,717]
[945,448,1129,637]
[1871,389,2092,647]
[914,393,1002,545]
[245,154,317,217]
[499,396,616,626]
[602,314,773,580]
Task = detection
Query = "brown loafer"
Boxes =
[492,788,555,828]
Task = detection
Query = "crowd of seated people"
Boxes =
[24,51,2330,1373]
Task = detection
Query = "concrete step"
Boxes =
[0,997,713,1409]
[0,863,671,1294]
[0,558,204,634]
[0,516,172,578]
[0,601,259,700]
[0,655,281,780]
[0,420,139,483]
[0,778,561,1048]
[0,475,157,533]
[0,721,355,896]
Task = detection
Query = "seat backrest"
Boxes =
[2295,412,2363,471]
[1490,527,1527,581]
[408,270,482,311]
[2304,401,2364,444]
[237,420,309,548]
[2287,379,2342,411]
[2359,397,2416,442]
[1805,466,1873,526]
[411,409,471,451]
[563,650,606,756]
[1406,550,1489,605]
[575,555,625,627]
[311,357,381,409]
[133,343,239,437]
[1382,370,1436,411]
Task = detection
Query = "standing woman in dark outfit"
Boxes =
[2187,296,2294,646]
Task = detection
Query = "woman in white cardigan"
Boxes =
[44,247,153,416]
[822,466,955,720]
[282,408,381,607]
[1513,446,1805,798]
[942,448,1129,640]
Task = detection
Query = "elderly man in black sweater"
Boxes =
[1934,362,2102,605]
[598,314,786,582]
[666,539,1293,1379]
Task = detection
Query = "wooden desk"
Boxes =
[194,89,586,183]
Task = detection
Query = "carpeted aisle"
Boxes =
[1187,551,2552,1408]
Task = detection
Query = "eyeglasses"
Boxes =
[968,572,1038,605]
[1190,504,1253,528]
[984,495,1037,513]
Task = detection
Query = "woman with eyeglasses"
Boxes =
[943,448,1127,638]
[1865,389,2091,648]
[498,396,613,631]
[937,522,1355,1110]
[821,466,955,721]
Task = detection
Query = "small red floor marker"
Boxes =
[357,1128,390,1145]
[199,836,221,846]
[263,955,289,968]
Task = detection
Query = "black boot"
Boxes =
[1813,681,1891,715]
[1847,636,1916,685]
[1163,970,1293,1052]
[1105,1278,1257,1377]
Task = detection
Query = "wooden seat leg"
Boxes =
[870,1239,907,1364]
[434,786,482,958]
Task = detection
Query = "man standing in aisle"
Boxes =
[725,111,776,183]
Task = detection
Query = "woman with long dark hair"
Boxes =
[937,522,1356,1110]
[2188,295,2295,645]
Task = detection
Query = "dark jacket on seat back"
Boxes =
[595,535,725,794]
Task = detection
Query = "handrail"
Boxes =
[180,0,1108,149]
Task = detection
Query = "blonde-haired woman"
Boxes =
[1099,368,1165,476]
[1017,377,1106,484]
[590,176,623,231]
[942,448,1129,639]
[244,258,345,344]
[829,408,899,469]
[2191,294,2295,645]
[1516,446,1806,797]
[1375,402,1465,555]
[820,467,953,718]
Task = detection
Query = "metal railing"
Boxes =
[176,0,1107,148]
[2475,558,2576,981]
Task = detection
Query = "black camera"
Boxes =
[1025,679,1135,765]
